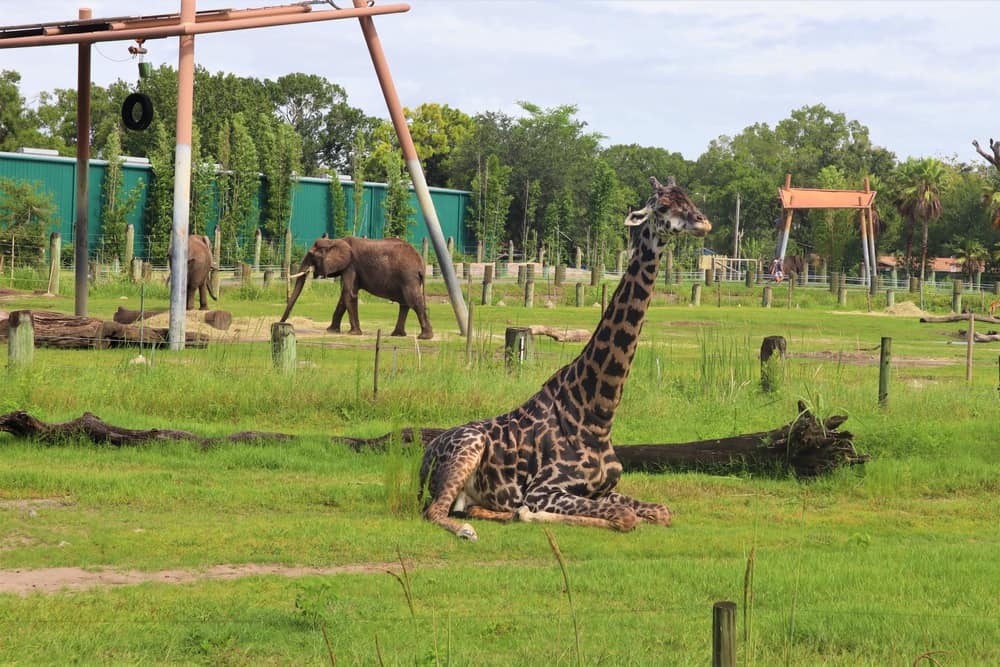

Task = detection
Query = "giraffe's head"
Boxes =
[625,176,712,238]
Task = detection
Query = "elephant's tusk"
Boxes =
[288,271,308,280]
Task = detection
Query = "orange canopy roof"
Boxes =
[779,187,877,210]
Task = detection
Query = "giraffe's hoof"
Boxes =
[515,506,536,523]
[457,523,478,541]
[644,506,672,527]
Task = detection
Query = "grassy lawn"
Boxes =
[1,273,998,665]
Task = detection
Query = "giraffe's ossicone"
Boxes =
[420,176,711,541]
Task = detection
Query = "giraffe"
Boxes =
[419,176,711,541]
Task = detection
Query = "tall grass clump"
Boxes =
[382,431,425,517]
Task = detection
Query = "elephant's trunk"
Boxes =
[280,268,309,322]
[207,266,219,301]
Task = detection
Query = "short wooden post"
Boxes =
[838,285,848,306]
[124,224,135,273]
[525,263,535,283]
[712,601,737,667]
[504,327,534,369]
[554,264,565,287]
[829,271,839,294]
[253,229,263,271]
[263,269,273,288]
[762,285,772,307]
[886,289,894,308]
[476,239,484,263]
[952,280,963,313]
[89,261,99,287]
[270,322,296,372]
[616,250,626,274]
[704,267,714,286]
[507,240,514,263]
[373,329,382,397]
[7,310,34,369]
[966,311,974,383]
[664,247,674,285]
[994,280,1000,296]
[691,283,702,306]
[241,263,252,288]
[798,265,808,286]
[787,272,796,308]
[744,265,753,288]
[524,280,534,308]
[142,262,152,280]
[282,227,292,280]
[575,282,584,307]
[590,264,600,287]
[760,335,785,392]
[574,246,582,269]
[909,276,919,293]
[517,264,526,287]
[462,262,471,281]
[878,336,892,407]
[47,232,60,294]
[130,258,143,283]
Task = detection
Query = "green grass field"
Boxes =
[1,272,998,665]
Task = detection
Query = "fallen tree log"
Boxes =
[920,314,1000,324]
[0,310,209,349]
[527,325,591,343]
[334,401,867,478]
[0,411,292,447]
[113,306,232,331]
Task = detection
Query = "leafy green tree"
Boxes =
[813,165,856,271]
[381,150,415,239]
[404,102,474,186]
[519,179,541,257]
[189,126,215,237]
[99,126,145,263]
[946,236,990,279]
[585,159,623,267]
[328,174,348,239]
[267,73,344,176]
[602,143,691,206]
[0,177,56,265]
[216,113,260,264]
[259,121,302,239]
[0,70,48,152]
[144,123,174,263]
[468,154,512,260]
[350,131,366,236]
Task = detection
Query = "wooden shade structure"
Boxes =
[777,174,879,288]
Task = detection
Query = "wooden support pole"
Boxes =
[574,246,582,269]
[263,269,273,288]
[590,264,600,287]
[952,280,963,313]
[517,264,526,287]
[524,280,534,308]
[664,247,674,285]
[705,267,714,286]
[886,289,894,308]
[762,286,772,308]
[476,239,483,263]
[691,283,702,306]
[744,265,753,288]
[130,258,143,283]
[838,285,848,306]
[575,282,584,307]
[7,310,34,369]
[124,224,134,273]
[879,337,891,407]
[712,601,737,667]
[270,321,296,373]
[241,263,252,288]
[462,262,470,281]
[554,264,565,287]
[47,232,60,295]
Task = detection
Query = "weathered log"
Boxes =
[114,307,231,331]
[0,310,208,349]
[113,306,166,324]
[334,401,867,478]
[920,314,1000,324]
[0,411,292,447]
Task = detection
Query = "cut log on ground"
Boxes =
[527,325,591,343]
[0,310,209,349]
[0,411,292,447]
[113,306,231,330]
[334,401,867,478]
[920,314,1000,324]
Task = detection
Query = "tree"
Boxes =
[328,174,348,239]
[350,131,367,236]
[813,165,855,271]
[267,73,344,176]
[188,126,215,237]
[0,177,56,265]
[585,159,623,267]
[403,103,473,186]
[99,126,145,264]
[381,150,415,239]
[468,154,512,260]
[519,179,541,258]
[897,158,947,286]
[259,120,302,239]
[144,123,174,263]
[0,70,45,153]
[946,236,990,280]
[216,113,260,264]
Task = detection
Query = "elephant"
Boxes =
[168,234,218,311]
[280,236,433,340]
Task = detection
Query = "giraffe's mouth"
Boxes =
[688,219,712,237]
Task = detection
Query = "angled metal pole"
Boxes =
[168,0,196,349]
[73,7,91,316]
[352,0,467,335]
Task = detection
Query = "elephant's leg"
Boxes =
[391,305,409,336]
[329,296,346,333]
[198,282,208,311]
[186,286,195,311]
[404,285,434,340]
[345,292,363,335]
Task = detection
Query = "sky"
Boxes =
[3,1,999,164]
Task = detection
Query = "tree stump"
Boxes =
[760,335,786,392]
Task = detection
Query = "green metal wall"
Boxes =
[0,151,470,260]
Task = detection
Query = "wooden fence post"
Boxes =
[712,601,737,667]
[270,321,296,373]
[952,280,963,313]
[575,282,584,307]
[130,258,143,283]
[241,263,252,288]
[574,246,582,269]
[7,310,34,369]
[124,224,134,274]
[691,283,702,306]
[590,264,600,287]
[47,232,60,294]
[482,264,493,306]
[554,264,565,287]
[886,289,894,308]
[879,337,891,407]
[762,286,772,308]
[263,269,273,289]
[524,280,534,308]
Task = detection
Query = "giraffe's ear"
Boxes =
[625,206,650,227]
[666,175,676,187]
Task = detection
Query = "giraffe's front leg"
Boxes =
[420,429,488,541]
[519,489,640,532]
[601,491,672,526]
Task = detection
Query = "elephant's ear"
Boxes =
[319,240,353,276]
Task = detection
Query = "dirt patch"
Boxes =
[0,562,402,596]
[0,498,71,512]
[139,313,333,343]
[668,321,720,327]
[0,287,54,301]
[790,350,954,367]
[832,300,929,318]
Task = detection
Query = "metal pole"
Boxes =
[168,0,196,350]
[73,7,92,316]
[352,0,468,335]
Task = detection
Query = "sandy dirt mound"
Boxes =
[140,313,330,343]
[884,301,929,317]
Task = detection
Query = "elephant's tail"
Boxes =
[207,266,219,301]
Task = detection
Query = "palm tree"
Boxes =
[945,236,989,281]
[896,158,946,286]
[893,160,919,278]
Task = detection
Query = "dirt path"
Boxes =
[0,562,399,596]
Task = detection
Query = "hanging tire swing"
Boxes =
[121,92,154,131]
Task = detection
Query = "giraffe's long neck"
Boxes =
[542,224,662,438]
